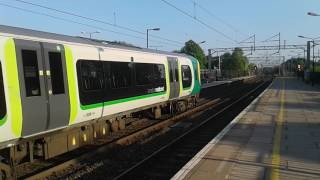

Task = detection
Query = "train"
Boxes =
[0,25,201,178]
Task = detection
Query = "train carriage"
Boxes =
[0,25,201,177]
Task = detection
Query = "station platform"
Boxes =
[201,76,255,89]
[201,81,232,89]
[173,77,320,180]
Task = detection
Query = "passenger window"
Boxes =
[49,52,65,94]
[110,62,132,89]
[21,50,41,97]
[80,61,103,91]
[0,62,6,119]
[153,64,166,86]
[182,65,192,88]
[135,63,154,86]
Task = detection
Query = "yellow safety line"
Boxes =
[270,79,285,180]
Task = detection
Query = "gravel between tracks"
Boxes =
[60,79,265,180]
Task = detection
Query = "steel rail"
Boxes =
[113,80,270,180]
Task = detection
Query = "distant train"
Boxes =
[0,25,200,177]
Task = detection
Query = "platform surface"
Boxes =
[173,77,320,180]
[201,76,255,89]
[201,81,232,89]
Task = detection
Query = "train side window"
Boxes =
[182,65,192,88]
[135,63,154,86]
[0,62,6,119]
[21,50,41,97]
[80,61,103,91]
[110,62,131,89]
[153,64,166,86]
[48,52,65,94]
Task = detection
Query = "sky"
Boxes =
[0,0,319,64]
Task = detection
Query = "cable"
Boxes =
[0,2,181,47]
[191,0,248,38]
[12,0,183,46]
[262,33,280,42]
[160,0,238,43]
[238,34,255,44]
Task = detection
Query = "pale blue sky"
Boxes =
[0,0,319,57]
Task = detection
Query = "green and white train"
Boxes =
[0,25,200,174]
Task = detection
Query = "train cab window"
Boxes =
[48,52,65,94]
[110,62,132,89]
[182,65,192,88]
[153,64,166,86]
[21,50,41,97]
[79,61,103,91]
[0,62,6,119]
[135,63,153,86]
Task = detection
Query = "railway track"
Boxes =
[19,77,261,179]
[21,101,222,180]
[112,79,271,180]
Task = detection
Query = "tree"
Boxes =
[180,40,206,68]
[248,63,257,75]
[285,57,306,72]
[221,52,233,70]
[248,63,257,71]
[231,48,248,72]
[172,50,181,53]
[219,48,249,77]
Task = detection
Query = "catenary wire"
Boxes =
[190,0,248,38]
[0,2,181,47]
[160,0,238,43]
[12,0,184,46]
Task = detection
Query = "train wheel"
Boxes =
[119,119,126,130]
[111,120,119,132]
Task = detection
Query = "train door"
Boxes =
[42,43,70,130]
[15,39,48,136]
[15,39,70,136]
[167,57,180,99]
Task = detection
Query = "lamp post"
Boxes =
[298,35,320,85]
[81,31,100,39]
[308,12,320,16]
[147,28,160,48]
[198,41,206,45]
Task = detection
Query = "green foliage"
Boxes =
[285,57,306,71]
[248,63,257,71]
[221,48,249,73]
[180,40,206,68]
[221,52,233,70]
[172,50,181,53]
[286,58,305,65]
[314,64,320,72]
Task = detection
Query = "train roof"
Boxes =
[0,24,192,59]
